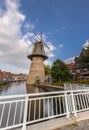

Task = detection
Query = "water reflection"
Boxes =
[0,82,26,96]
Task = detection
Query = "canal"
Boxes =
[0,82,26,96]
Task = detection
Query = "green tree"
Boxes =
[51,59,71,82]
[44,65,51,75]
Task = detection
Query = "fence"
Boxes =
[0,89,89,130]
[64,83,89,90]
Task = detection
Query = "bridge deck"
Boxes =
[33,84,64,91]
[16,110,89,130]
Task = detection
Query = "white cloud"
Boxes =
[0,0,34,73]
[64,57,75,64]
[83,40,89,49]
[58,44,63,48]
[0,63,29,74]
[44,60,52,66]
[24,22,35,30]
[0,0,55,73]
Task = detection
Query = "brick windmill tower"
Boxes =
[26,33,49,85]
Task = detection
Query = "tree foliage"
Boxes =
[44,65,51,75]
[51,59,71,82]
[78,47,89,69]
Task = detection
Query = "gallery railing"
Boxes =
[0,89,89,130]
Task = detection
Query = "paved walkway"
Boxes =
[54,119,89,130]
[16,111,89,130]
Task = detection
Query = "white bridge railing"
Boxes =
[0,89,89,130]
[64,83,89,90]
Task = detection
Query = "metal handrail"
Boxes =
[1,89,89,99]
[0,89,89,130]
[64,83,89,90]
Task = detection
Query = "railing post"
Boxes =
[22,96,28,130]
[64,83,66,90]
[71,91,77,118]
[64,92,69,118]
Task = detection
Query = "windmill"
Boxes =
[26,32,50,85]
[33,32,50,49]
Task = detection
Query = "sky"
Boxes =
[0,0,89,74]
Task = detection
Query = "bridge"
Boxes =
[0,84,89,130]
[26,83,64,93]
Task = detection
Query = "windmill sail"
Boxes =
[33,32,50,50]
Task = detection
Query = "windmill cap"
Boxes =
[27,41,48,60]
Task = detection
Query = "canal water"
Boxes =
[0,82,26,96]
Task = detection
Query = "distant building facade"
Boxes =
[74,48,89,79]
[0,70,27,82]
[67,47,89,80]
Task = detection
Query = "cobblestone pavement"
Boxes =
[55,120,89,130]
